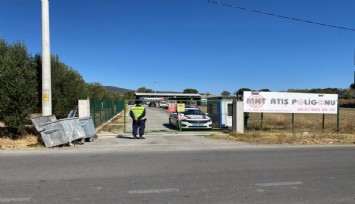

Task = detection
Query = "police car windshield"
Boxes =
[184,109,204,115]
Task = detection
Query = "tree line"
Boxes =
[220,88,355,99]
[129,86,354,100]
[0,39,119,136]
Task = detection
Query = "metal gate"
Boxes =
[124,99,216,133]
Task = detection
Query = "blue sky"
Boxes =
[1,0,355,95]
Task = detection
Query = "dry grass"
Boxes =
[99,114,125,133]
[247,108,355,134]
[209,131,355,145]
[0,125,45,150]
[0,134,44,150]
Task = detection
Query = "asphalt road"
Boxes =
[1,141,355,204]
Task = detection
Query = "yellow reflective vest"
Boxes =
[130,106,146,120]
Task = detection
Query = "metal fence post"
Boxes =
[109,100,111,119]
[104,100,107,122]
[337,105,340,133]
[102,100,104,122]
[92,100,96,127]
[123,99,127,133]
[292,113,295,133]
[260,113,264,130]
[322,114,325,132]
[112,101,114,117]
[110,101,113,118]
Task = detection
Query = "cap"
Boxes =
[135,100,143,105]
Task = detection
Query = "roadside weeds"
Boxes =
[208,131,355,145]
[0,135,45,150]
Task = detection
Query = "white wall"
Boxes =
[78,99,90,118]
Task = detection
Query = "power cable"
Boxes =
[207,0,355,32]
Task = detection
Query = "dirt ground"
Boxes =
[99,114,124,133]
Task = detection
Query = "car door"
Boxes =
[170,112,178,126]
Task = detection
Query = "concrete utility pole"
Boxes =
[41,0,52,116]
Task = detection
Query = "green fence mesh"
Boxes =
[90,99,125,127]
[92,98,355,134]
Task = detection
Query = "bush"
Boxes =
[0,40,38,136]
[34,55,89,118]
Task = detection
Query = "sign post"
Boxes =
[177,103,185,131]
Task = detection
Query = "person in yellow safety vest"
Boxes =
[129,100,146,139]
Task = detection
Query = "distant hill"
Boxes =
[104,86,133,94]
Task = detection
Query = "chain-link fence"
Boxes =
[90,99,125,127]
[121,99,355,134]
[246,108,355,134]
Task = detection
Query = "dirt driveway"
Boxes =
[92,111,251,152]
[126,105,176,132]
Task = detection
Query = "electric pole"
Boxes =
[41,0,52,116]
[154,81,158,94]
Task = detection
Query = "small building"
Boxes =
[207,97,237,128]
[135,92,202,104]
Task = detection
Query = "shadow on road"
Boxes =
[116,135,135,140]
[163,123,178,130]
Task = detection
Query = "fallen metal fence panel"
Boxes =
[79,116,96,140]
[33,120,70,147]
[31,115,57,132]
[31,116,89,147]
[58,118,86,142]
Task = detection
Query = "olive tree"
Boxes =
[34,55,88,118]
[51,56,88,118]
[87,82,108,100]
[0,40,37,135]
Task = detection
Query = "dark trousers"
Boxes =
[132,120,146,137]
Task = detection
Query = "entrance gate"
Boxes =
[123,100,217,133]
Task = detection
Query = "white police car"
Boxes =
[169,107,212,129]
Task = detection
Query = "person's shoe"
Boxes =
[133,136,138,139]
[139,136,145,139]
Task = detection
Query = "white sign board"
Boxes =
[243,91,338,114]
